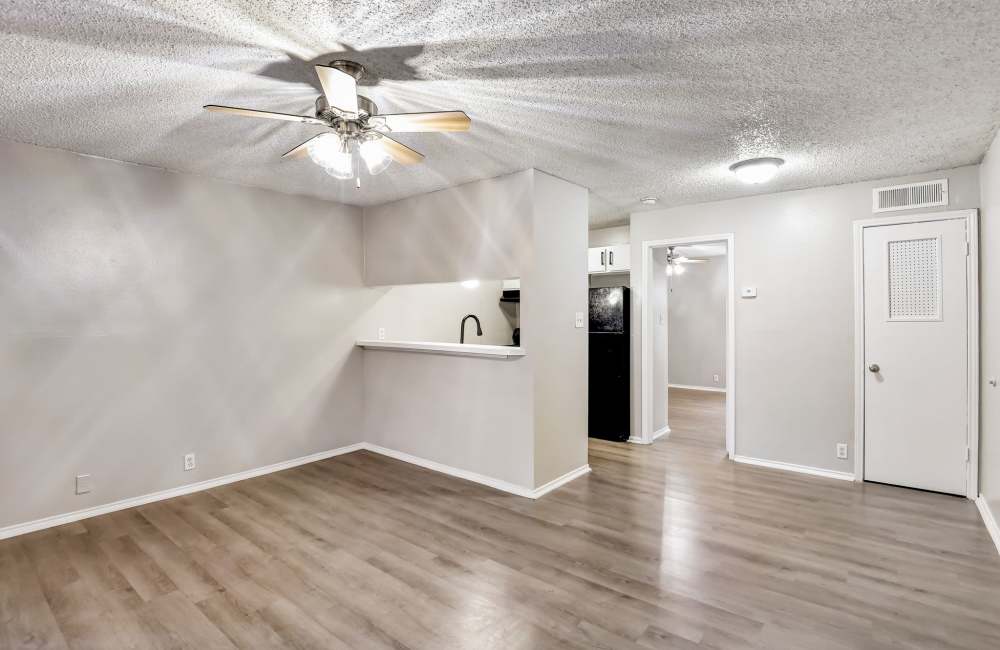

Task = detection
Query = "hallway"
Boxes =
[666,386,726,449]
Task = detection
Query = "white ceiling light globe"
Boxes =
[360,139,393,175]
[308,133,354,179]
[729,157,784,184]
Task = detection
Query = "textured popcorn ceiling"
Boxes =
[2,1,999,227]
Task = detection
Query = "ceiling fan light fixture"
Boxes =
[729,157,784,184]
[307,133,353,179]
[204,60,468,184]
[360,138,393,175]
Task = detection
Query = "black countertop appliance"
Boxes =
[589,286,630,442]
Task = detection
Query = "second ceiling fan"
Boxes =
[665,246,708,275]
[204,60,471,186]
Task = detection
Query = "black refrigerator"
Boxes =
[589,286,630,442]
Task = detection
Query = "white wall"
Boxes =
[980,131,1000,523]
[0,140,370,530]
[361,279,516,346]
[630,165,981,473]
[651,256,669,432]
[668,255,728,389]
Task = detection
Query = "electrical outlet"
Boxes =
[836,443,848,460]
[713,374,720,384]
[377,327,386,340]
[75,474,92,495]
[184,453,196,471]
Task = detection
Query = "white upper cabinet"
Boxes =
[588,245,630,274]
[588,247,608,273]
[606,245,630,273]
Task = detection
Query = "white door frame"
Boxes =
[852,209,979,499]
[640,233,736,455]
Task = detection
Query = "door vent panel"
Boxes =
[886,237,941,321]
[872,179,948,213]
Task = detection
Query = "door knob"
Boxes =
[868,363,880,373]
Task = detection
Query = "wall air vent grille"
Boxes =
[872,179,948,213]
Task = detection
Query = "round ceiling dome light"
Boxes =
[729,157,784,184]
[640,196,658,205]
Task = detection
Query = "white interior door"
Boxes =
[862,218,968,495]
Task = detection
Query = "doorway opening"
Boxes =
[640,234,735,455]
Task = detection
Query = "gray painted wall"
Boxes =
[361,170,589,491]
[363,350,533,488]
[590,273,630,289]
[361,279,516,346]
[980,131,1000,521]
[0,140,370,529]
[668,255,728,389]
[527,171,590,487]
[589,225,629,247]
[363,171,533,286]
[630,165,981,473]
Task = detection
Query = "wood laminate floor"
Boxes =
[3,388,1000,649]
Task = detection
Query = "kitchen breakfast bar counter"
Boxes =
[357,338,534,494]
[356,340,525,359]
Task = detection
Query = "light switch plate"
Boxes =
[76,474,92,495]
[575,312,585,328]
[741,287,758,298]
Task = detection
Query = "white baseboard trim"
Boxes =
[976,495,1000,556]
[0,442,366,541]
[651,425,671,441]
[627,436,651,445]
[532,465,592,499]
[668,383,727,393]
[732,455,855,482]
[0,441,593,540]
[360,443,536,498]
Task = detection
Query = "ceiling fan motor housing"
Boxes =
[329,59,365,80]
[315,95,377,122]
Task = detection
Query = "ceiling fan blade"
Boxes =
[314,65,359,118]
[378,136,424,165]
[374,111,471,132]
[677,258,709,264]
[281,134,326,159]
[203,104,326,125]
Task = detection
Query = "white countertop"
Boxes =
[356,340,526,359]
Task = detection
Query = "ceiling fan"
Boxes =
[204,60,471,187]
[665,246,708,275]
